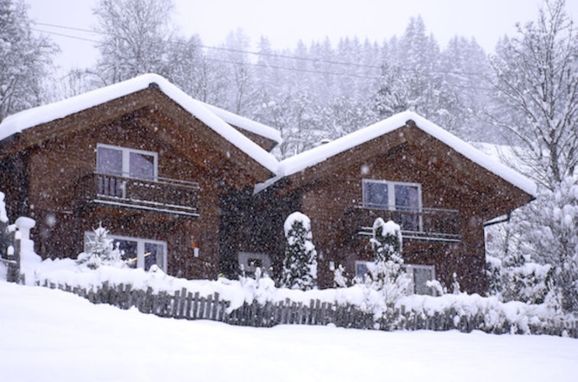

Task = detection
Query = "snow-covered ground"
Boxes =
[1,281,577,382]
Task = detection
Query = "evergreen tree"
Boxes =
[365,218,410,304]
[280,212,317,290]
[77,224,121,269]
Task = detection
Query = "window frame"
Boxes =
[238,252,272,275]
[362,179,423,231]
[354,260,435,295]
[96,143,158,180]
[362,179,422,211]
[405,264,436,295]
[84,231,167,272]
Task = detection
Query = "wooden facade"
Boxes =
[0,78,534,295]
[250,122,533,294]
[0,85,274,280]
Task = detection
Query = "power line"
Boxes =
[34,21,101,35]
[35,21,383,70]
[31,27,382,80]
[31,21,491,83]
[31,27,100,44]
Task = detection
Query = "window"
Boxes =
[355,260,371,279]
[238,252,272,275]
[96,144,157,180]
[354,260,435,295]
[405,264,436,295]
[362,180,422,230]
[84,232,167,272]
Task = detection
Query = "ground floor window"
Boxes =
[404,264,436,295]
[354,260,435,295]
[84,232,167,272]
[238,252,271,275]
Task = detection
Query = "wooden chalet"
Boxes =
[0,74,536,294]
[240,113,536,294]
[0,74,280,279]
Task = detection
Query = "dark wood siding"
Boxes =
[255,125,533,293]
[0,88,274,281]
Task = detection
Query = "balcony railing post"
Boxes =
[89,173,199,216]
[353,204,461,242]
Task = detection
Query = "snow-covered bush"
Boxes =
[486,253,553,305]
[0,192,7,280]
[361,219,411,309]
[518,177,578,311]
[0,191,7,224]
[280,212,318,290]
[77,225,122,269]
[333,264,348,288]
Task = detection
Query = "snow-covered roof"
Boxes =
[0,73,279,174]
[271,111,537,196]
[200,102,282,144]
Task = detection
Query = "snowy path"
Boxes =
[1,281,576,382]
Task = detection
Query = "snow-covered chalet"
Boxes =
[0,74,536,294]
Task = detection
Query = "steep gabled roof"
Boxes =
[200,102,282,144]
[0,73,279,174]
[257,111,537,197]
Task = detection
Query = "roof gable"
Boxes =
[0,74,279,175]
[268,111,536,197]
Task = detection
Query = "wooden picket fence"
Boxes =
[39,280,578,337]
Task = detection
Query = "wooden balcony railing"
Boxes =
[344,205,461,242]
[80,173,200,217]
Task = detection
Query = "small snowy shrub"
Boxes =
[0,191,8,224]
[502,253,553,304]
[362,218,411,308]
[451,272,461,294]
[77,224,121,269]
[333,264,348,288]
[280,212,318,290]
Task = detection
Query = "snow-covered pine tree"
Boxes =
[280,212,317,290]
[370,218,403,265]
[365,218,410,304]
[77,224,121,269]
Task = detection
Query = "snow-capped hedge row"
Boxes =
[23,259,577,336]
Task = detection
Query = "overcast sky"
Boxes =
[26,0,578,75]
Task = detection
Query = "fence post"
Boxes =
[6,230,21,283]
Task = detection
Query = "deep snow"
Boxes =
[1,281,576,382]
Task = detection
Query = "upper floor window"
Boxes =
[96,144,157,180]
[362,179,421,211]
[362,179,422,230]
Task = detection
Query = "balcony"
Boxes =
[344,205,461,243]
[80,173,200,217]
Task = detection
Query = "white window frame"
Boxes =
[96,143,158,180]
[84,232,167,272]
[362,179,423,231]
[238,252,272,275]
[354,260,435,295]
[405,264,436,295]
[362,179,422,211]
